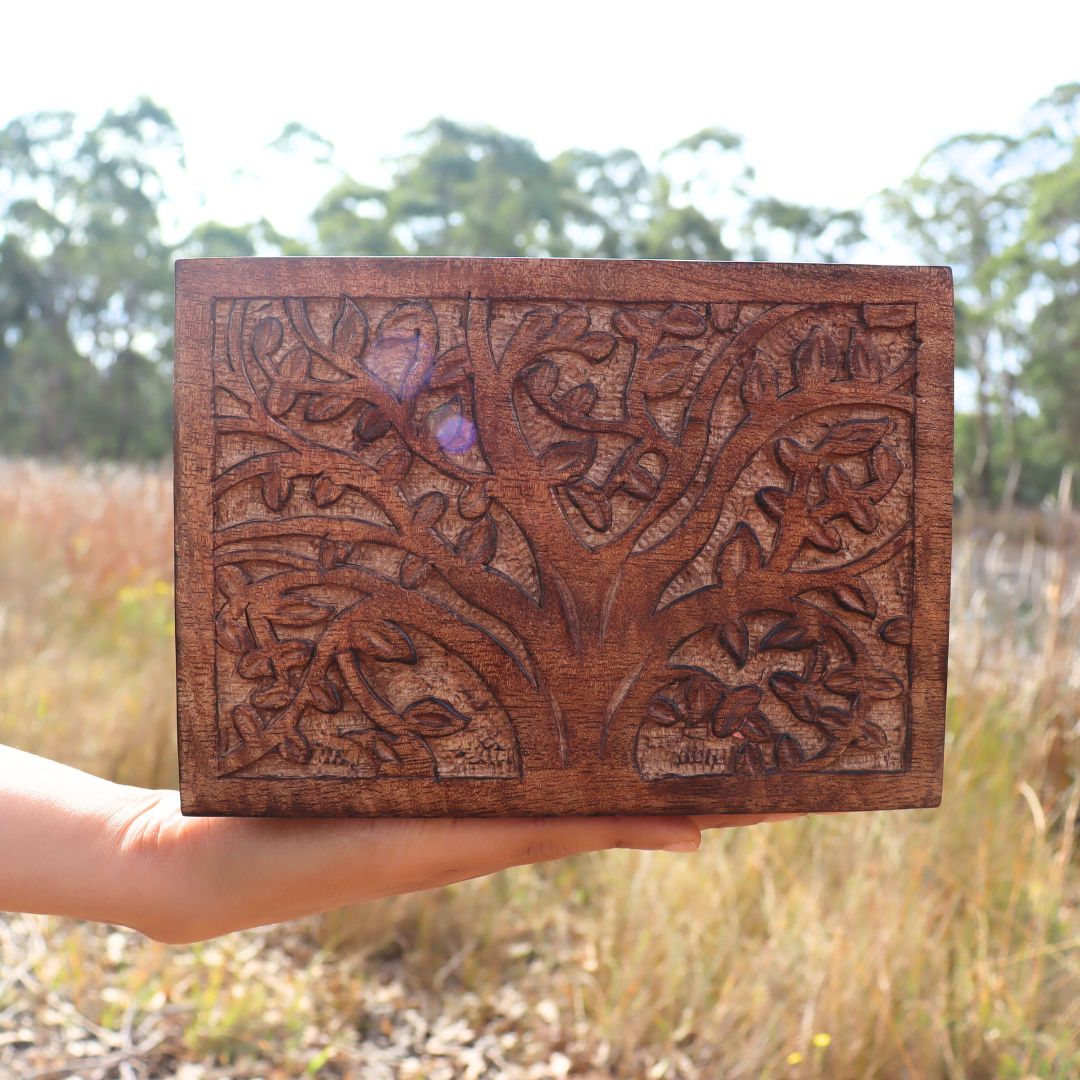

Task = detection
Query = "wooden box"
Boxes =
[174,257,952,816]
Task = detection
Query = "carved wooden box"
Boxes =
[174,258,952,816]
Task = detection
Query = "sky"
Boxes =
[3,0,1078,255]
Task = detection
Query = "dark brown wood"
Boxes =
[174,257,953,816]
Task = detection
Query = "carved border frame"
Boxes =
[175,257,952,816]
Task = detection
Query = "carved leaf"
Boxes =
[513,308,557,350]
[567,480,612,532]
[733,743,765,775]
[775,733,806,768]
[353,402,393,445]
[661,304,706,338]
[823,667,902,699]
[317,539,353,570]
[577,331,616,362]
[265,346,310,417]
[411,491,447,528]
[456,516,498,566]
[524,359,559,398]
[276,640,312,670]
[823,465,877,532]
[274,598,332,627]
[252,317,284,364]
[305,393,355,423]
[793,326,842,387]
[775,437,805,475]
[400,696,471,736]
[847,328,884,380]
[251,681,293,710]
[619,462,660,501]
[761,619,818,652]
[832,579,877,619]
[215,565,247,599]
[216,609,253,654]
[685,676,724,726]
[715,523,764,583]
[713,685,764,738]
[366,731,404,765]
[717,618,750,668]
[231,704,264,744]
[815,418,892,457]
[868,445,903,499]
[430,344,470,390]
[550,307,589,344]
[879,617,912,645]
[647,695,682,726]
[741,360,779,405]
[756,486,788,519]
[355,622,416,663]
[310,473,344,507]
[236,650,272,680]
[260,470,293,512]
[371,302,438,396]
[812,705,852,737]
[644,346,696,399]
[709,302,739,331]
[805,519,843,552]
[279,734,312,764]
[332,300,367,360]
[773,665,812,717]
[458,480,492,519]
[739,713,773,743]
[310,678,343,714]
[612,308,657,339]
[863,671,904,699]
[561,381,599,415]
[376,445,412,483]
[399,553,432,589]
[540,438,596,481]
[852,720,888,750]
[823,667,861,695]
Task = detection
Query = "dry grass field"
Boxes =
[1,460,1078,1078]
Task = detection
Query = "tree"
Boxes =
[883,132,1024,503]
[1007,84,1080,478]
[0,99,180,458]
[0,107,867,461]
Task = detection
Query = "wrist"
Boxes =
[97,785,194,941]
[0,746,183,938]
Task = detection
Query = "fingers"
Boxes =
[274,813,703,899]
[692,813,805,830]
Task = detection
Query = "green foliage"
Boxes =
[0,99,179,458]
[883,83,1080,503]
[3,89,1079,496]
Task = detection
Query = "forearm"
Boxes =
[0,744,165,930]
[0,743,793,944]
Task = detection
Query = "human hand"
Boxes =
[0,745,798,943]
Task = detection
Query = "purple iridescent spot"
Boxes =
[436,412,476,455]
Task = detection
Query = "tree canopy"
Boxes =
[1,88,1078,504]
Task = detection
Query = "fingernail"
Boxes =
[662,839,700,853]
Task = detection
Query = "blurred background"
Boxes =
[1,2,1079,1076]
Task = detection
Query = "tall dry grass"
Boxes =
[0,459,1078,1078]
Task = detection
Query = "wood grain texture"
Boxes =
[174,257,953,816]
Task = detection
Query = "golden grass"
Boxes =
[1,459,1078,1078]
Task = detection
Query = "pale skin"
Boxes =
[0,744,799,944]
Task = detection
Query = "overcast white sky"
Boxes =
[2,0,1078,253]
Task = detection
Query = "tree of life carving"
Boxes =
[209,293,917,782]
